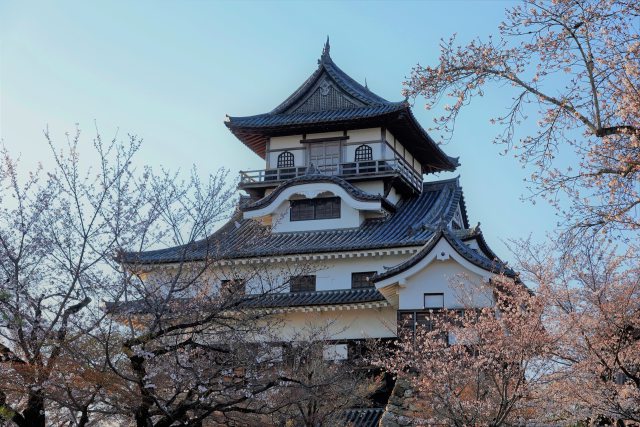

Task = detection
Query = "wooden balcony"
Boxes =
[239,158,422,192]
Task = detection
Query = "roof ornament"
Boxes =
[436,217,449,230]
[319,36,330,63]
[364,78,368,90]
[306,163,320,175]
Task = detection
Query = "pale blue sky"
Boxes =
[0,0,559,263]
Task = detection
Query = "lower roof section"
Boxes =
[119,178,467,265]
[105,288,387,315]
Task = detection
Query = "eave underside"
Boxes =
[226,107,458,173]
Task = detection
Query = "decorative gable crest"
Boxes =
[288,75,362,113]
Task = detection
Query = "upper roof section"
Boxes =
[225,40,459,173]
[270,38,394,114]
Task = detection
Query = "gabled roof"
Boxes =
[271,38,392,114]
[373,227,516,283]
[224,41,458,173]
[242,171,396,214]
[119,178,466,265]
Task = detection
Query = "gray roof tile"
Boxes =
[105,288,386,315]
[120,178,466,265]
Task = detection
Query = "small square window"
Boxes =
[424,293,444,309]
[290,275,316,292]
[323,344,348,361]
[351,271,376,289]
[290,197,340,221]
[221,279,246,295]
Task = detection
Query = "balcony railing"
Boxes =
[239,158,422,191]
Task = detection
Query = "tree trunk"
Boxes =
[13,391,46,427]
[130,354,154,427]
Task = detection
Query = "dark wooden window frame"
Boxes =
[221,279,246,295]
[277,151,295,168]
[354,144,373,162]
[290,197,341,221]
[290,275,316,292]
[351,271,376,289]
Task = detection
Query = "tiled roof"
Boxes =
[242,172,395,213]
[242,287,386,309]
[226,103,406,129]
[105,288,386,315]
[340,408,385,427]
[373,227,516,283]
[119,178,467,264]
[223,43,458,172]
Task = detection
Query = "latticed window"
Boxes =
[277,151,295,168]
[290,197,340,221]
[351,271,376,289]
[290,275,316,292]
[220,279,246,295]
[354,144,373,162]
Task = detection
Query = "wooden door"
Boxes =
[308,142,340,175]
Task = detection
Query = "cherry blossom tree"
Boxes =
[515,237,640,425]
[406,0,639,236]
[0,128,151,427]
[266,325,381,427]
[375,277,552,426]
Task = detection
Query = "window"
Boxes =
[221,279,246,295]
[354,144,373,162]
[424,293,444,309]
[290,275,316,292]
[277,151,295,168]
[351,271,376,289]
[323,344,348,361]
[290,197,340,221]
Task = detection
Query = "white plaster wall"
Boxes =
[398,259,494,310]
[386,187,402,205]
[270,135,302,150]
[385,129,395,145]
[304,254,410,292]
[144,252,414,294]
[353,180,385,195]
[347,128,380,143]
[269,306,397,340]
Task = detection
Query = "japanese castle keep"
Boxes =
[118,40,514,424]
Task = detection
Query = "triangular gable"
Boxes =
[375,234,496,290]
[284,73,365,114]
[374,229,515,289]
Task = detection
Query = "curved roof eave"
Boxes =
[372,228,516,283]
[241,173,395,213]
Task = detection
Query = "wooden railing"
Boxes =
[239,158,422,191]
[239,167,307,184]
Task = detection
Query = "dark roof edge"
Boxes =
[105,287,387,315]
[373,228,516,283]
